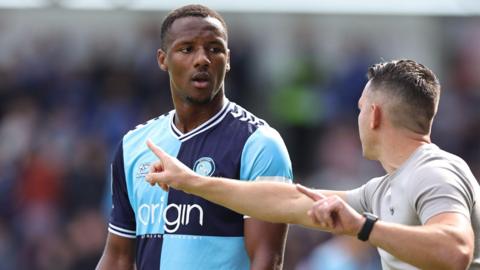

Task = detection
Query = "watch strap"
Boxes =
[357,212,378,241]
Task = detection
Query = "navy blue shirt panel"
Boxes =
[110,142,136,233]
[136,237,163,270]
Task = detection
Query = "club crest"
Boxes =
[136,162,151,179]
[193,157,215,176]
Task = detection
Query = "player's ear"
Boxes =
[370,103,381,129]
[226,49,231,72]
[157,49,168,71]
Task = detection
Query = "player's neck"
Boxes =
[378,129,431,174]
[173,93,225,134]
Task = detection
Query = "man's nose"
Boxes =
[193,48,211,68]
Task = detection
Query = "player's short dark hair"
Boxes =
[367,59,441,134]
[160,4,228,51]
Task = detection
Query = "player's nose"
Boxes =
[193,48,211,69]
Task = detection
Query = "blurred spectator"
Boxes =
[297,236,381,270]
[296,236,382,270]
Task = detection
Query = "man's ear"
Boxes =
[226,49,231,72]
[157,49,168,71]
[370,104,381,129]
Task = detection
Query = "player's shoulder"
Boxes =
[413,144,469,175]
[405,144,477,190]
[248,125,284,147]
[228,102,285,142]
[228,102,268,129]
[123,110,173,142]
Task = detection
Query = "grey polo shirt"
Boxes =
[347,143,480,270]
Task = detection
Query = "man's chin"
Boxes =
[186,90,222,105]
[186,96,213,105]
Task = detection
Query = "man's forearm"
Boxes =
[183,176,336,228]
[369,215,473,270]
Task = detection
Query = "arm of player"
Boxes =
[96,233,136,270]
[145,139,344,229]
[244,219,288,270]
[370,213,473,270]
[299,185,474,270]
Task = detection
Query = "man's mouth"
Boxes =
[192,72,211,89]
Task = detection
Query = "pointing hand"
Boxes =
[145,139,197,192]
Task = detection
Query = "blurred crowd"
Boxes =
[0,12,479,270]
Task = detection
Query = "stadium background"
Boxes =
[0,1,479,269]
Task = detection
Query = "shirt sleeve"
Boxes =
[108,141,136,238]
[240,126,293,183]
[346,176,384,214]
[409,166,475,224]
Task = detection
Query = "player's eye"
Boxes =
[209,47,224,54]
[179,46,193,53]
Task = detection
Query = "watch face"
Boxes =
[363,212,378,220]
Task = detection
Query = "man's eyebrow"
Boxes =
[171,40,194,47]
[208,40,226,46]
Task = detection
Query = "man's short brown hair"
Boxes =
[367,59,441,134]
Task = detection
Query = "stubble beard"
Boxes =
[185,87,222,105]
[185,95,213,105]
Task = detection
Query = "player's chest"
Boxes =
[374,181,421,225]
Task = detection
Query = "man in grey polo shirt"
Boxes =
[145,59,479,269]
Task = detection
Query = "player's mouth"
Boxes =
[191,72,211,89]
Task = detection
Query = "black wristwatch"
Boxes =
[357,212,378,241]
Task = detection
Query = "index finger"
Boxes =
[296,184,326,201]
[147,139,168,160]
